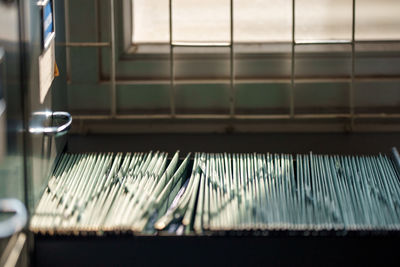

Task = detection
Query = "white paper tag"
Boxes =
[39,39,55,103]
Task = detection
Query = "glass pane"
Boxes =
[356,0,400,40]
[132,0,169,43]
[235,83,291,115]
[175,84,230,114]
[296,0,352,41]
[132,0,292,43]
[132,0,400,43]
[235,0,291,42]
[295,83,350,114]
[173,0,230,43]
[355,81,400,114]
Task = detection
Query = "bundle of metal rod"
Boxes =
[30,151,190,233]
[159,153,400,232]
[154,152,204,233]
[31,151,400,234]
[189,153,299,232]
[296,153,400,230]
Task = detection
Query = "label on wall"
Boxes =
[39,39,55,103]
[43,0,54,50]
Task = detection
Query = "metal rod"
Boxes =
[391,147,400,174]
[355,113,400,118]
[95,0,102,84]
[0,233,27,267]
[57,42,111,47]
[73,113,400,121]
[290,0,296,118]
[234,114,291,120]
[99,76,400,86]
[110,0,117,118]
[74,114,290,120]
[32,152,400,233]
[355,39,400,44]
[350,0,356,130]
[172,42,231,47]
[295,40,352,45]
[64,0,71,83]
[169,0,175,118]
[229,0,235,118]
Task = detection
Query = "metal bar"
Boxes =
[0,233,27,267]
[57,42,111,47]
[125,40,400,57]
[177,114,230,119]
[229,0,235,118]
[110,0,117,118]
[295,40,352,45]
[294,114,351,119]
[355,39,400,44]
[99,76,400,85]
[290,0,296,118]
[73,113,400,121]
[128,40,400,48]
[73,114,282,120]
[64,0,71,82]
[172,42,232,48]
[355,113,400,119]
[234,114,291,120]
[73,114,168,120]
[169,0,175,118]
[350,0,356,129]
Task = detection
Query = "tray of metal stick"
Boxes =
[31,148,400,236]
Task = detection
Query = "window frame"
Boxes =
[90,0,400,119]
[112,0,400,78]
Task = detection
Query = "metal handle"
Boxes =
[0,199,27,239]
[29,111,72,136]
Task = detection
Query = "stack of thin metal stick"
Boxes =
[31,151,400,234]
[31,151,190,232]
[179,153,400,232]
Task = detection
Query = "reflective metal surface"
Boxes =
[0,1,28,265]
[30,151,190,233]
[0,199,27,239]
[0,99,5,162]
[19,0,68,210]
[29,111,72,137]
[0,233,27,267]
[0,0,26,208]
[0,48,6,163]
[30,150,400,234]
[0,0,67,264]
